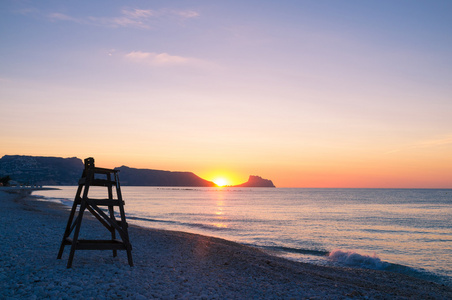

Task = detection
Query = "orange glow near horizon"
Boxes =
[201,170,247,187]
[2,150,451,188]
[212,177,229,187]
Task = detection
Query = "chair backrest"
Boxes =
[84,157,95,170]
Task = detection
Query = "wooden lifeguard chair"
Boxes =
[57,157,133,268]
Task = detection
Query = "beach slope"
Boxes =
[1,191,451,299]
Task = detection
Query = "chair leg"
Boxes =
[67,203,86,268]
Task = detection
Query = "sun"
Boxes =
[213,177,229,187]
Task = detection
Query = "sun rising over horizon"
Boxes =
[212,177,229,187]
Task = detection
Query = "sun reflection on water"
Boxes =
[211,192,227,228]
[211,222,228,228]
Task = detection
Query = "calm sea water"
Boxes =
[33,187,452,286]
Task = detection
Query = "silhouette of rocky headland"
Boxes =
[0,155,276,187]
[232,175,275,188]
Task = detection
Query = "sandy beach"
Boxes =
[1,190,451,299]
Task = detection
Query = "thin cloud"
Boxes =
[125,51,195,66]
[100,8,156,29]
[100,16,150,29]
[173,10,200,19]
[121,8,155,19]
[48,12,85,24]
[45,7,199,29]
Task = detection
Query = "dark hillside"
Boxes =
[0,155,83,185]
[115,166,217,187]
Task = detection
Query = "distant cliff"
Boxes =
[0,155,218,187]
[114,166,216,187]
[0,155,275,188]
[232,175,275,188]
[0,155,84,185]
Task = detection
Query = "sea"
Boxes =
[33,187,452,286]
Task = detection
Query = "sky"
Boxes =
[1,0,451,188]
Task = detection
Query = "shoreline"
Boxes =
[1,190,451,299]
[0,186,59,197]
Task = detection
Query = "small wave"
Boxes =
[127,216,177,224]
[260,245,329,257]
[32,195,73,207]
[327,249,451,286]
[185,222,231,231]
[60,198,73,206]
[328,249,389,270]
[127,215,232,232]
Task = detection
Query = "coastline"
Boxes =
[0,186,59,197]
[1,191,451,299]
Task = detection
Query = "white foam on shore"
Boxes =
[328,249,388,270]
